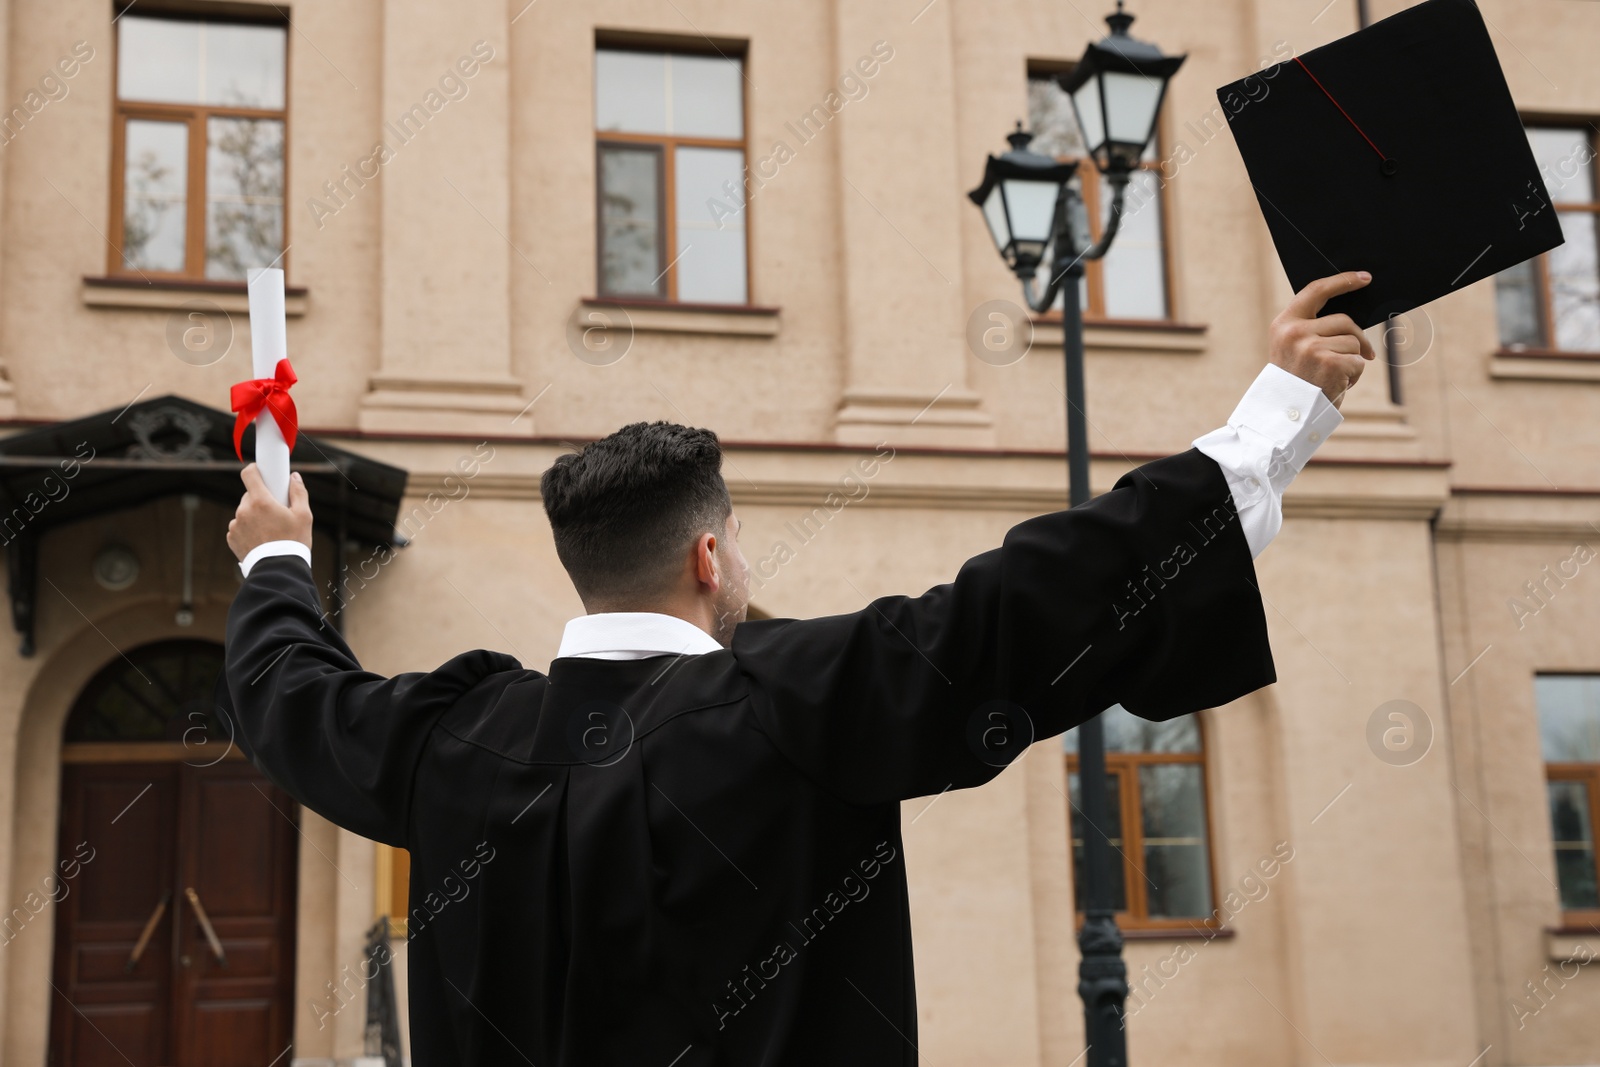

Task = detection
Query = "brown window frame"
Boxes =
[1547,762,1600,927]
[108,9,290,282]
[592,40,753,306]
[1066,715,1220,933]
[1499,119,1600,356]
[1026,67,1177,326]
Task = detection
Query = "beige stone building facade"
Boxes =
[0,0,1596,1064]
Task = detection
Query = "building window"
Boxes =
[1027,71,1171,322]
[1065,705,1215,929]
[1538,674,1600,921]
[1495,125,1600,353]
[594,46,748,305]
[111,13,287,281]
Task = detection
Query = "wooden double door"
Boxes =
[49,757,299,1067]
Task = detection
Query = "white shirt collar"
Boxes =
[556,612,725,661]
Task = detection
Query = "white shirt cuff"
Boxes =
[1192,363,1342,558]
[240,540,311,577]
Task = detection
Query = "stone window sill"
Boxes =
[1078,921,1234,942]
[1031,316,1208,355]
[1545,925,1597,961]
[81,275,309,316]
[580,297,779,337]
[1490,346,1600,382]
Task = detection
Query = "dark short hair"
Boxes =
[540,421,731,602]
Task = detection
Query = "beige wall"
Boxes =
[1,0,1597,1064]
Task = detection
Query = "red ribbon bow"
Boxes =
[229,358,300,461]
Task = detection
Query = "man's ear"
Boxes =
[694,532,720,591]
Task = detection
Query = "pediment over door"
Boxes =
[0,396,408,654]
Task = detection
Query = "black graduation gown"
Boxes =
[216,447,1275,1066]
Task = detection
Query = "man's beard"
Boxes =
[710,582,747,647]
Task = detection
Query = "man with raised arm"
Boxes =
[219,272,1374,1065]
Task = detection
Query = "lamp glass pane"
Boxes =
[1102,70,1165,148]
[1071,76,1105,154]
[981,185,1011,254]
[1001,178,1060,243]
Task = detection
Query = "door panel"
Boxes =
[190,999,276,1067]
[50,762,178,1067]
[172,762,298,1066]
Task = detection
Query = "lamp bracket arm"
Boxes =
[1020,272,1061,315]
[1078,170,1132,263]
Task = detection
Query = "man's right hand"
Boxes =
[1268,271,1377,409]
[226,463,313,563]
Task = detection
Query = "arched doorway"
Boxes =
[48,639,298,1067]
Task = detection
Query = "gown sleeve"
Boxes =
[732,448,1276,805]
[214,555,522,846]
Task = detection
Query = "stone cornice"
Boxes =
[393,440,1459,523]
[1436,488,1600,544]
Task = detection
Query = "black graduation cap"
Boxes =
[1217,0,1563,328]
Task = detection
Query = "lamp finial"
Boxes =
[1006,121,1033,152]
[1107,2,1135,35]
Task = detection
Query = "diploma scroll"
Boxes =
[245,268,292,506]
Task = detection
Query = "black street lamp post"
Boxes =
[967,6,1184,1066]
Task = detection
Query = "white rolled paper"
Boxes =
[246,267,292,506]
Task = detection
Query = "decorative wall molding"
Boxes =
[1031,319,1208,355]
[395,442,1458,523]
[81,276,310,316]
[579,298,780,337]
[358,375,535,437]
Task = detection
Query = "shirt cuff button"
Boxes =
[1247,476,1261,488]
[1286,408,1301,421]
[1309,431,1322,443]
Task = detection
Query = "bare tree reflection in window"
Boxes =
[205,117,284,280]
[123,120,188,273]
[598,145,663,297]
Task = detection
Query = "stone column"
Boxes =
[359,0,530,435]
[1257,506,1480,1065]
[828,0,993,447]
[0,0,19,418]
